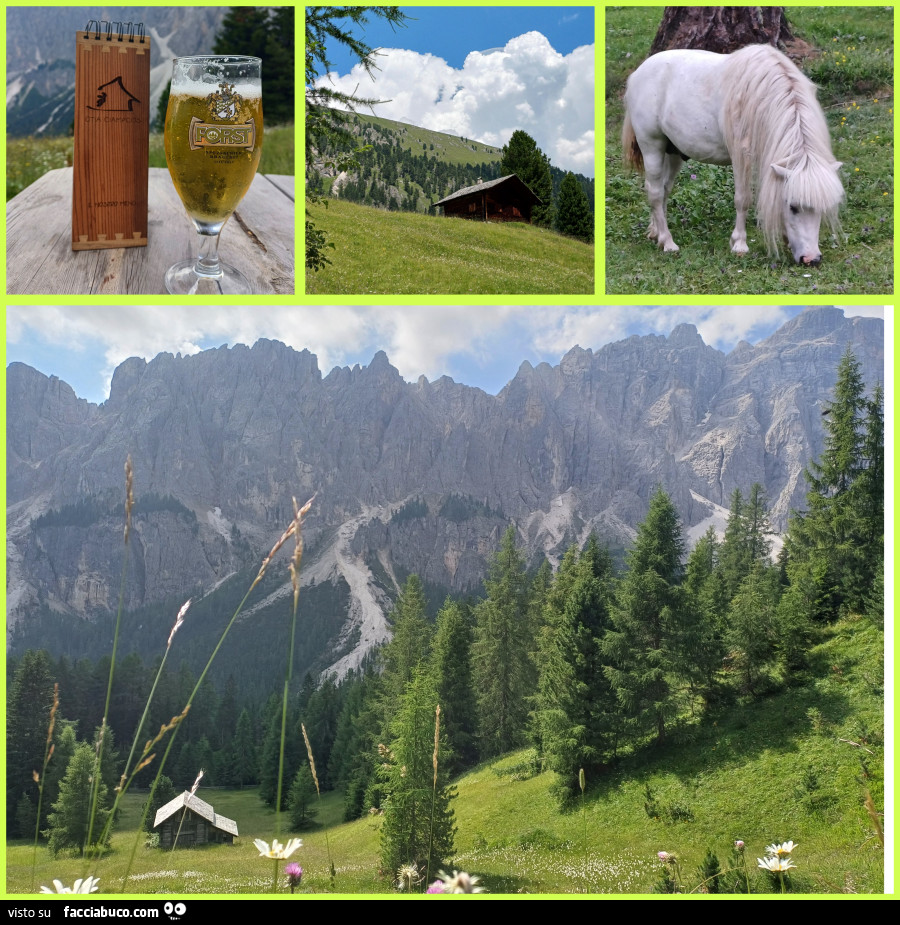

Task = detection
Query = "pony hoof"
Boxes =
[731,245,749,256]
[663,244,680,254]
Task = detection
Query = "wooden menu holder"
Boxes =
[72,21,150,250]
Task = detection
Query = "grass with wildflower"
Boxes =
[605,5,893,294]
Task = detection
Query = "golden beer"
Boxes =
[164,55,262,295]
[164,90,263,227]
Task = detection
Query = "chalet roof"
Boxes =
[153,791,239,837]
[434,174,542,207]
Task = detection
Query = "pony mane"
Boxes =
[722,44,844,254]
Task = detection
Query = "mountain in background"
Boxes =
[6,7,226,136]
[5,308,883,694]
[307,112,595,217]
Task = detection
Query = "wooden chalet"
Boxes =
[153,792,238,848]
[435,174,541,223]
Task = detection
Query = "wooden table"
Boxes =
[6,167,294,295]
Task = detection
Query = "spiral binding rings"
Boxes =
[83,20,146,43]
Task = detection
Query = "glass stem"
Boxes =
[194,231,223,279]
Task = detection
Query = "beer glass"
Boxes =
[164,56,263,294]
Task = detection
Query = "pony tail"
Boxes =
[622,109,644,172]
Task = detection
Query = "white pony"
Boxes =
[622,44,844,265]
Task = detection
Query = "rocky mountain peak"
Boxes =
[6,309,884,681]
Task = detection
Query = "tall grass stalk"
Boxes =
[863,791,884,848]
[301,722,335,888]
[271,497,314,892]
[425,704,440,887]
[29,684,59,890]
[579,767,586,890]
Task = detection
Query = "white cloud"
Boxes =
[10,306,876,402]
[317,31,595,175]
[517,306,801,356]
[834,305,886,319]
[7,306,521,397]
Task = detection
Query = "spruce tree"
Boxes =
[604,488,685,745]
[230,708,258,787]
[679,527,728,705]
[6,650,55,837]
[142,775,177,834]
[534,542,616,798]
[379,668,456,880]
[784,347,882,619]
[499,130,554,226]
[40,723,77,837]
[45,743,111,856]
[472,526,536,758]
[726,566,781,695]
[718,484,772,601]
[555,171,593,241]
[428,600,478,775]
[264,7,295,125]
[288,764,318,829]
[382,575,431,706]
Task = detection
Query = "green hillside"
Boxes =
[6,615,883,895]
[305,198,595,295]
[348,113,504,165]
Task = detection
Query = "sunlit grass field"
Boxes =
[7,614,883,896]
[605,6,893,295]
[305,198,595,295]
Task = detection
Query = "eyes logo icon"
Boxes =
[164,902,187,919]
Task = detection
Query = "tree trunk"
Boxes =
[649,7,795,56]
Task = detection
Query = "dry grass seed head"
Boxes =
[301,723,321,796]
[433,704,440,786]
[253,495,314,591]
[46,683,59,746]
[167,599,192,649]
[123,456,134,544]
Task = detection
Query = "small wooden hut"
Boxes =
[435,174,541,223]
[153,792,238,848]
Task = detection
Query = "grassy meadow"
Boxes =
[605,5,893,295]
[305,198,595,295]
[7,613,883,896]
[6,126,295,201]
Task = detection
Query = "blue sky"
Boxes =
[320,7,593,72]
[5,306,886,407]
[311,5,595,176]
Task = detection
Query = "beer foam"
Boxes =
[174,78,262,99]
[172,57,262,98]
